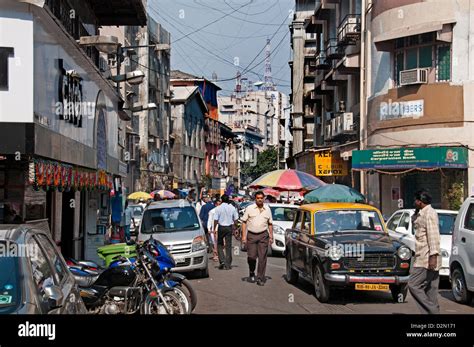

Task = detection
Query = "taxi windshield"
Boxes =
[314,210,384,233]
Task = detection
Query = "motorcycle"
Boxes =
[70,238,186,314]
[91,239,197,312]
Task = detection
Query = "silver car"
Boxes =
[138,200,209,278]
[0,224,87,314]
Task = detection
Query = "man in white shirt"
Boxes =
[241,191,273,286]
[214,194,239,270]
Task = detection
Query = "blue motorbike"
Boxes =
[68,237,196,314]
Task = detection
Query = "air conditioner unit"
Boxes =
[400,68,428,86]
[324,124,332,139]
[341,112,354,132]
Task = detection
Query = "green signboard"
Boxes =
[352,147,468,169]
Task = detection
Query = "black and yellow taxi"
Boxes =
[284,203,411,303]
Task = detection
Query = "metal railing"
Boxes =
[337,14,361,44]
[44,0,100,69]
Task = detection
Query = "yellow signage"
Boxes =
[315,151,348,176]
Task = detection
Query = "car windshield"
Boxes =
[270,207,297,222]
[314,210,384,233]
[439,213,456,235]
[141,206,200,233]
[0,243,21,313]
[130,205,144,218]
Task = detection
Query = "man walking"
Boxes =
[213,194,239,270]
[408,190,441,314]
[122,201,135,243]
[199,195,215,252]
[241,191,273,286]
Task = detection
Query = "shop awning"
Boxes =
[352,147,468,170]
[374,20,455,46]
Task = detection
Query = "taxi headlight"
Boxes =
[397,246,411,261]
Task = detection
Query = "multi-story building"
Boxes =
[113,17,172,194]
[170,86,207,188]
[0,0,146,259]
[352,0,474,215]
[289,0,319,158]
[170,71,221,189]
[218,90,289,151]
[290,0,362,186]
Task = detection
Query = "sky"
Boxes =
[148,0,294,96]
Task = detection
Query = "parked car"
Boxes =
[0,224,87,314]
[386,209,457,278]
[267,203,298,256]
[138,199,209,278]
[285,203,411,303]
[129,204,144,237]
[450,196,474,304]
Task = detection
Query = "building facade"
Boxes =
[0,0,146,259]
[290,0,362,186]
[170,86,207,188]
[170,70,221,191]
[353,0,474,215]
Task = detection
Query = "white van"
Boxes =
[450,197,474,304]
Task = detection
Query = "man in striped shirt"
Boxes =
[408,190,441,314]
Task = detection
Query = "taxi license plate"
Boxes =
[355,283,389,291]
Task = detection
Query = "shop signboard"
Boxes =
[315,151,348,176]
[352,147,468,169]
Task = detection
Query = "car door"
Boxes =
[35,233,84,314]
[294,211,312,272]
[26,235,62,314]
[458,202,474,286]
[288,210,303,268]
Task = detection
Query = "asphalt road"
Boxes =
[185,240,474,314]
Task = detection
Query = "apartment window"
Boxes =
[394,32,451,85]
[437,45,451,82]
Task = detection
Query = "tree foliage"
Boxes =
[241,147,278,186]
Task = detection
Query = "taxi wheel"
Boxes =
[313,265,330,303]
[285,255,299,284]
[451,268,473,304]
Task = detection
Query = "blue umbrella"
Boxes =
[304,184,366,203]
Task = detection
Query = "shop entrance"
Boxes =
[60,191,76,258]
[402,171,442,209]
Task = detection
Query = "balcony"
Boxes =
[335,54,360,75]
[305,47,317,58]
[331,112,356,138]
[315,51,330,69]
[304,105,315,118]
[87,0,147,26]
[306,32,318,42]
[304,64,316,77]
[337,14,361,45]
[326,38,344,60]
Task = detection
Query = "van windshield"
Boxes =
[141,206,200,233]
